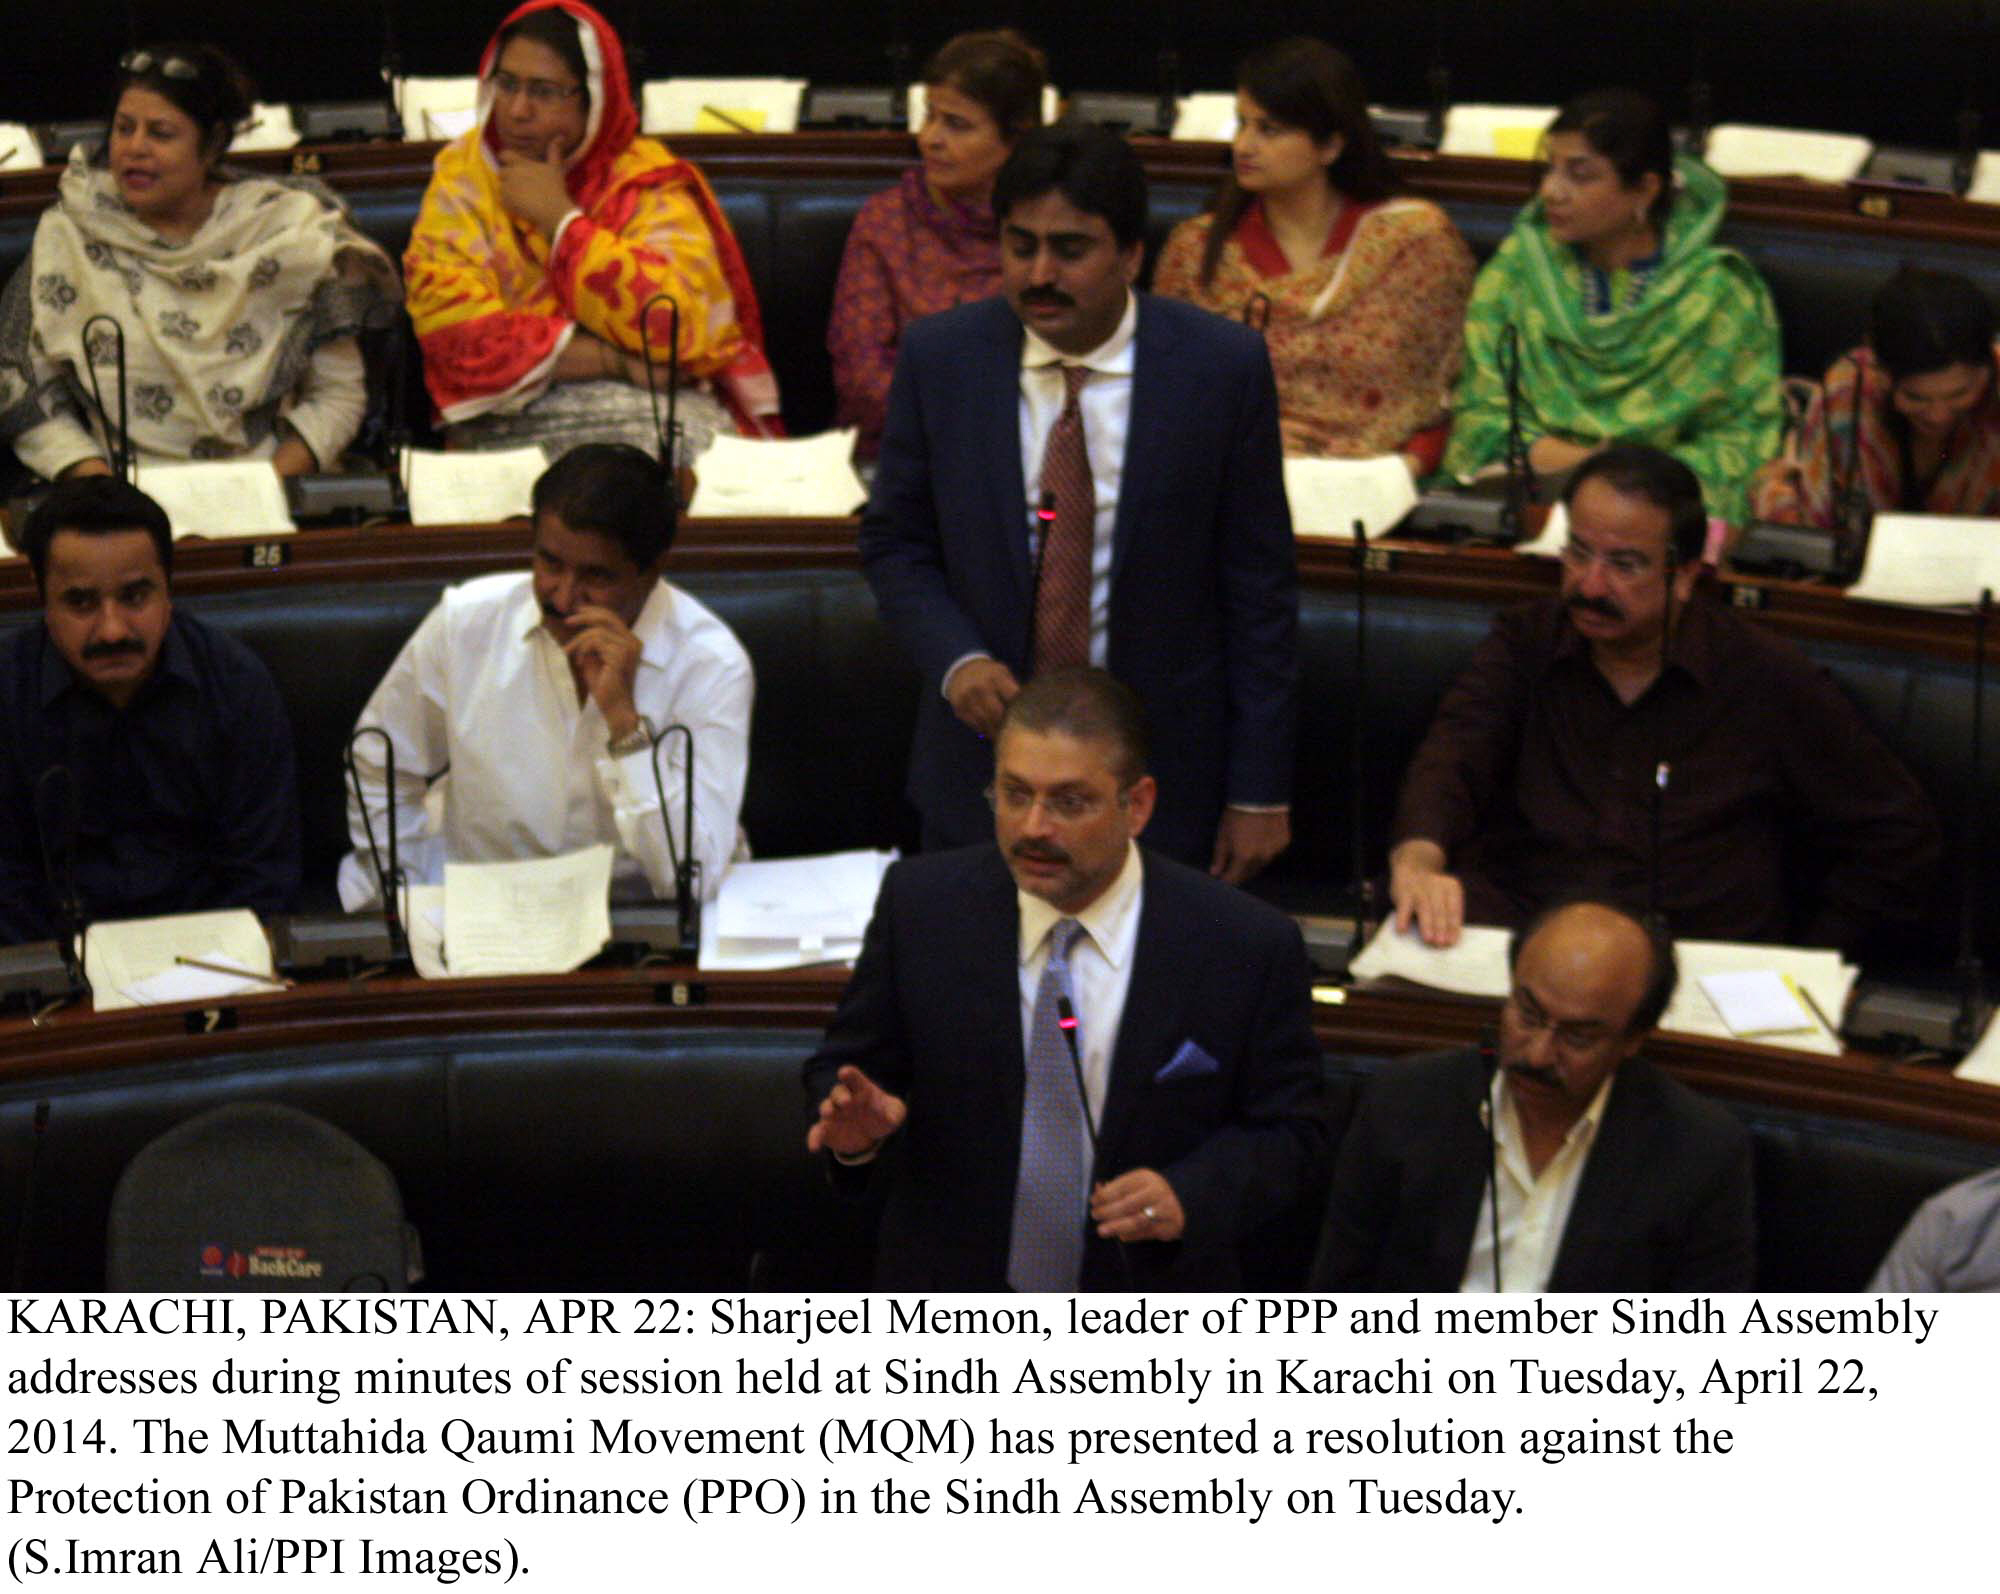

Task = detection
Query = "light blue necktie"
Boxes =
[1007,918,1091,1293]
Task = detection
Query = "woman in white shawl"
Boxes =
[0,43,398,482]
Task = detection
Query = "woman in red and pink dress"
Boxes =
[827,30,1045,457]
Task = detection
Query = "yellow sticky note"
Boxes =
[1492,126,1546,161]
[694,106,767,134]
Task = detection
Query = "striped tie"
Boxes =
[1032,364,1093,673]
[1006,918,1091,1292]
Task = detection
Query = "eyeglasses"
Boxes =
[1506,991,1617,1054]
[119,50,200,80]
[1558,538,1653,580]
[985,784,1128,824]
[490,69,584,107]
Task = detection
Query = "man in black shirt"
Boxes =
[0,478,300,945]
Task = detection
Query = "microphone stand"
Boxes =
[1953,589,1993,1050]
[639,291,683,474]
[1649,538,1680,937]
[344,727,407,960]
[648,723,701,961]
[1479,1028,1502,1292]
[1349,517,1375,957]
[1054,993,1136,1288]
[1499,324,1530,545]
[35,765,85,989]
[79,314,130,482]
[1837,352,1872,574]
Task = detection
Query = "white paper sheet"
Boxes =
[713,849,895,949]
[0,123,44,170]
[1954,1009,2000,1083]
[396,77,479,140]
[1845,513,2000,607]
[1663,941,1855,1057]
[699,911,861,972]
[687,430,867,518]
[439,846,614,976]
[1512,499,1570,559]
[403,445,546,526]
[1284,455,1419,540]
[1439,104,1558,160]
[908,85,1060,137]
[120,950,275,1007]
[232,104,301,152]
[134,461,295,539]
[645,79,807,134]
[1696,969,1819,1039]
[1170,93,1238,142]
[1969,152,2000,207]
[1348,921,1515,998]
[1703,124,1873,183]
[83,911,275,1013]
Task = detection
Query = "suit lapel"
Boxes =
[1547,1064,1655,1289]
[1094,851,1186,1172]
[1111,295,1172,595]
[965,849,1029,1126]
[977,308,1033,608]
[1432,1063,1498,1289]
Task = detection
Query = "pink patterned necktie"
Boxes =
[1033,364,1094,673]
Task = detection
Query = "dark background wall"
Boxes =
[11,2,1993,152]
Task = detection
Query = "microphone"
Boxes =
[78,314,131,482]
[1499,324,1532,545]
[10,1101,51,1292]
[378,0,407,140]
[1648,761,1671,934]
[1155,47,1182,144]
[343,726,407,959]
[34,764,84,985]
[639,291,683,474]
[1349,516,1376,956]
[1953,100,1982,197]
[1684,78,1714,158]
[1836,352,1872,568]
[1424,62,1450,150]
[1478,1027,1502,1292]
[1027,490,1057,668]
[648,722,701,961]
[1054,989,1136,1287]
[284,300,412,523]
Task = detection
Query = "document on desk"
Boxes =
[135,461,295,539]
[440,846,614,976]
[1847,513,2000,607]
[1512,500,1570,559]
[687,430,867,518]
[1284,455,1418,540]
[0,123,43,170]
[1702,124,1873,183]
[1953,1010,2000,1084]
[1349,922,1514,999]
[83,910,277,1012]
[1663,941,1855,1056]
[403,446,546,526]
[1970,152,2000,207]
[703,849,894,970]
[403,884,451,981]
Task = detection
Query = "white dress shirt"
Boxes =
[337,571,752,908]
[1015,841,1145,1154]
[1459,1071,1615,1293]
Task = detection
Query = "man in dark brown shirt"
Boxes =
[1390,443,1940,952]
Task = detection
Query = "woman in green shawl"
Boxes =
[1442,89,1782,527]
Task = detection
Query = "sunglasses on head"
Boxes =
[119,50,200,80]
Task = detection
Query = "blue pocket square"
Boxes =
[1154,1040,1221,1082]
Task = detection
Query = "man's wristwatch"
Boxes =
[606,715,655,757]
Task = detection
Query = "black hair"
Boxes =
[1870,267,1999,384]
[531,443,676,568]
[111,42,255,165]
[1199,37,1398,287]
[992,122,1149,250]
[1562,441,1708,567]
[1508,897,1679,1036]
[1000,666,1150,787]
[19,477,175,591]
[493,6,590,104]
[923,29,1047,139]
[1547,87,1675,227]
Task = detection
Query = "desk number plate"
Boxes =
[244,542,291,570]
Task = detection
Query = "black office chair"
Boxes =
[106,1102,421,1291]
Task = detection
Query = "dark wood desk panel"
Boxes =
[7,963,1997,1146]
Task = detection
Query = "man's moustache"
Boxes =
[1011,841,1071,865]
[1504,1061,1563,1092]
[1020,290,1073,307]
[1566,593,1623,621]
[82,640,145,660]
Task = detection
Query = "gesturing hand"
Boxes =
[807,1065,909,1157]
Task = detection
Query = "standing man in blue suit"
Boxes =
[860,122,1299,881]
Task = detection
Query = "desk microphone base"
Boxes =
[0,942,79,1012]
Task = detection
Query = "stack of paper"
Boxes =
[1662,941,1856,1057]
[0,122,43,171]
[909,85,1060,135]
[1513,499,1570,559]
[416,846,615,978]
[233,104,301,152]
[1846,513,2000,608]
[687,430,867,518]
[1703,125,1873,184]
[1170,93,1238,142]
[135,461,294,540]
[1969,152,2000,207]
[396,77,480,142]
[1953,1010,2000,1084]
[701,849,895,970]
[403,445,546,526]
[1284,455,1418,540]
[644,79,807,134]
[1439,104,1558,160]
[1348,922,1514,998]
[83,910,281,1012]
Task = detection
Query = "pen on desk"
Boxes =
[0,147,19,169]
[700,105,755,134]
[173,955,294,990]
[1791,977,1839,1042]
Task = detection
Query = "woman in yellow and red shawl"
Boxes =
[404,0,779,459]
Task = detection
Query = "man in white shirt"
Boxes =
[339,443,751,908]
[804,667,1325,1292]
[1312,899,1755,1292]
[860,122,1298,885]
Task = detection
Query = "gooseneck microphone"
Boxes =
[1837,352,1871,564]
[1954,589,1993,1049]
[79,314,131,482]
[344,726,407,959]
[1350,517,1376,950]
[648,722,701,960]
[1479,1027,1502,1292]
[34,764,84,985]
[1053,991,1136,1287]
[1499,324,1531,544]
[639,291,683,477]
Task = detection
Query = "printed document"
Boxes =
[687,430,867,518]
[1284,456,1418,540]
[83,909,277,1012]
[440,846,614,976]
[403,446,546,526]
[136,461,295,539]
